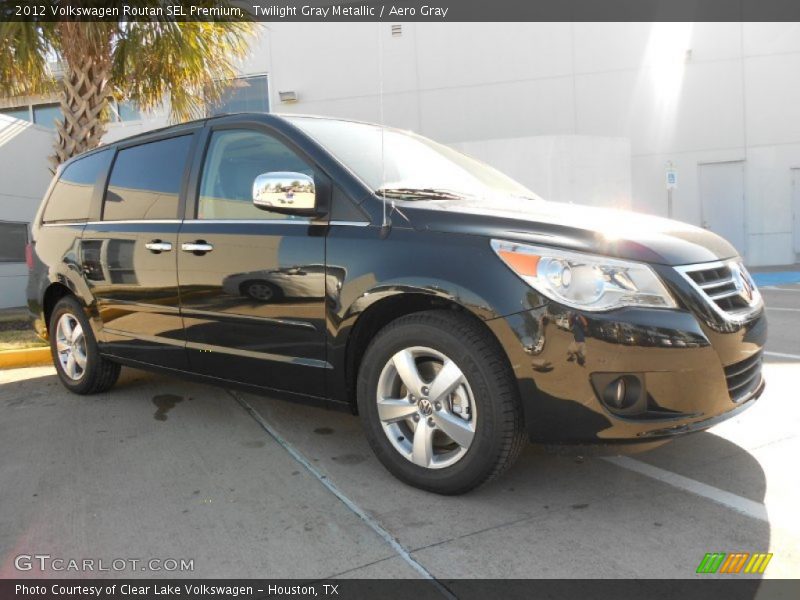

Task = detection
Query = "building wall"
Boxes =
[0,116,53,308]
[451,136,632,209]
[79,23,800,265]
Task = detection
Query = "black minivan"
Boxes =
[27,113,766,494]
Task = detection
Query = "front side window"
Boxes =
[103,135,193,221]
[43,149,112,223]
[197,129,313,220]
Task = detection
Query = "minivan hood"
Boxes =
[402,196,738,266]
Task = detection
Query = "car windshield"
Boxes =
[285,116,540,201]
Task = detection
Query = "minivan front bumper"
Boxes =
[487,265,766,445]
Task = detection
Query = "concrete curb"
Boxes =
[0,347,52,370]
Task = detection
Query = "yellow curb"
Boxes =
[0,347,52,370]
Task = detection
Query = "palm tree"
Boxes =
[0,9,255,167]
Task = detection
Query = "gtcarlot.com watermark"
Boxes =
[14,554,194,573]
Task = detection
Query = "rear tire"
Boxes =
[357,310,525,495]
[49,296,120,395]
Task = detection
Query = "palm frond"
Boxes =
[0,21,59,97]
[112,20,257,122]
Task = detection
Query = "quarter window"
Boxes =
[43,149,112,223]
[197,129,314,220]
[103,135,192,221]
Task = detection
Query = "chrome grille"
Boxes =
[675,260,762,322]
[724,351,763,403]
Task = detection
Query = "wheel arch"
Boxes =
[338,291,510,412]
[42,282,75,334]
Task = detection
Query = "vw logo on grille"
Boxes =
[731,263,755,304]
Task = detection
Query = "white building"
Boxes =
[3,22,800,307]
[0,116,53,308]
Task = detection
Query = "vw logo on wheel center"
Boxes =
[417,398,434,416]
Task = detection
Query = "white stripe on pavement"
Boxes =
[764,351,800,360]
[761,286,800,292]
[765,306,800,312]
[229,390,456,598]
[605,456,768,522]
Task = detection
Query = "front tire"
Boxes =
[49,296,120,395]
[240,280,283,302]
[357,310,525,495]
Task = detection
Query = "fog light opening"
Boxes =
[602,376,642,411]
[610,378,626,408]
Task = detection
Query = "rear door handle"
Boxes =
[145,240,173,253]
[181,241,214,254]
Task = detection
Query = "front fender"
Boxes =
[324,224,545,401]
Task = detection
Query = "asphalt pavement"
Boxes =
[1,284,798,581]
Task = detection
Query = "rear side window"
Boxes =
[103,135,192,221]
[43,149,111,223]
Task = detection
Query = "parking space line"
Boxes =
[765,307,800,312]
[228,390,455,597]
[604,456,768,522]
[761,286,800,293]
[764,351,800,360]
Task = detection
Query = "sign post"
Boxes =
[665,162,678,218]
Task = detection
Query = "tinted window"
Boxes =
[0,221,28,262]
[33,103,60,130]
[103,135,192,221]
[210,76,269,116]
[117,101,140,122]
[198,129,313,220]
[43,149,112,223]
[0,106,30,122]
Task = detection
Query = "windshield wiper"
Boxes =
[375,187,467,201]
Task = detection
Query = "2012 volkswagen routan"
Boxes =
[27,113,766,494]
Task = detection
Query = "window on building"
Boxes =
[198,129,313,220]
[2,99,140,129]
[108,99,141,122]
[32,103,61,129]
[210,75,269,116]
[103,135,193,221]
[0,221,28,263]
[43,149,113,223]
[0,106,31,122]
[117,101,141,122]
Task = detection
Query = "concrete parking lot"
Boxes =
[1,284,798,581]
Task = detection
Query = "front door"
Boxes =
[699,160,746,256]
[82,133,197,369]
[177,125,327,396]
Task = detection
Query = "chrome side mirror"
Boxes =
[252,171,316,213]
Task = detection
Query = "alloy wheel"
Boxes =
[55,313,88,381]
[247,282,274,301]
[376,346,477,469]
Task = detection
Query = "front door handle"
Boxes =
[181,241,214,255]
[145,240,173,253]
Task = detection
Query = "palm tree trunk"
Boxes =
[50,55,111,168]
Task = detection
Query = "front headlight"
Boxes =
[491,240,677,311]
